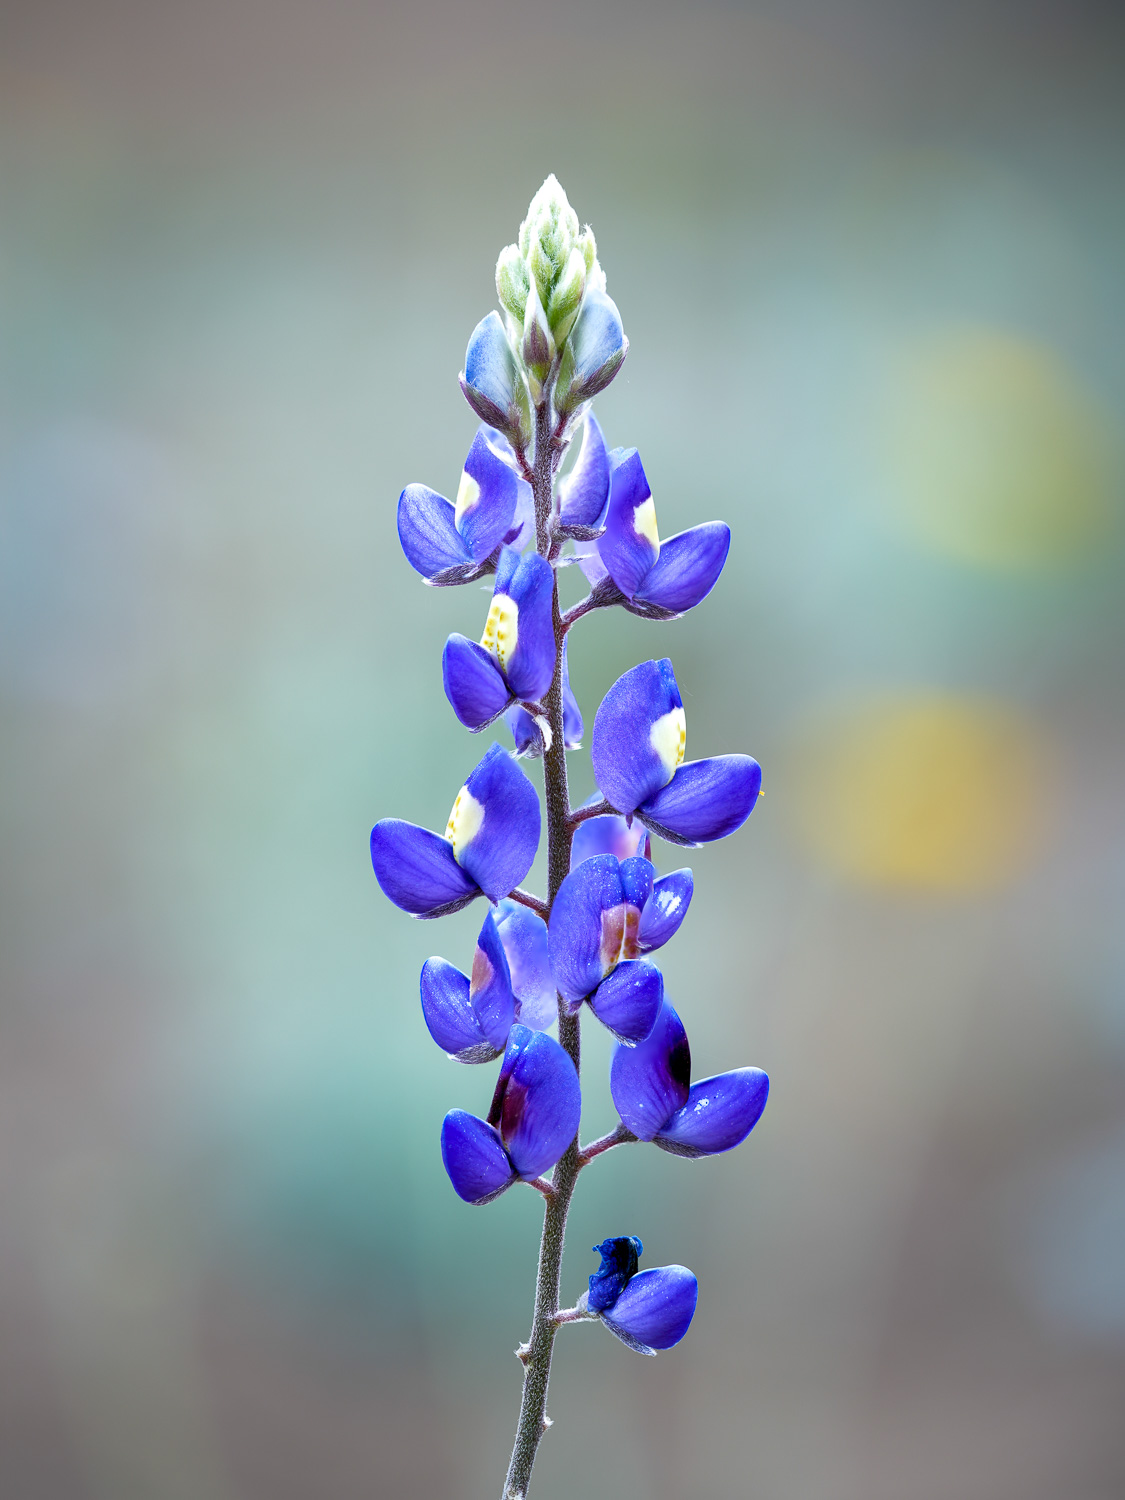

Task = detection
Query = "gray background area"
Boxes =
[2,2,1124,1496]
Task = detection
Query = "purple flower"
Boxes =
[493,897,557,1031]
[506,640,584,757]
[576,448,729,619]
[370,743,540,917]
[579,1236,698,1355]
[443,546,556,731]
[459,311,532,448]
[557,411,612,532]
[441,1026,581,1203]
[397,427,526,586]
[591,658,761,846]
[547,853,692,1042]
[554,289,629,416]
[610,999,769,1157]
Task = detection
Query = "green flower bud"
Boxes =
[547,246,587,342]
[496,244,530,326]
[577,226,598,276]
[519,174,581,305]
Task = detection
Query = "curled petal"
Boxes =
[599,449,660,598]
[455,744,541,901]
[571,810,647,868]
[443,635,512,730]
[456,428,521,562]
[601,1266,698,1354]
[639,756,761,847]
[588,959,663,1044]
[655,1068,769,1158]
[609,999,691,1140]
[637,868,694,953]
[548,855,625,1003]
[471,911,518,1051]
[632,521,730,617]
[370,820,478,917]
[493,1026,581,1181]
[397,484,471,580]
[440,1110,516,1204]
[591,659,685,816]
[419,957,501,1062]
[491,548,555,703]
[587,1235,642,1315]
[558,410,611,528]
[494,899,556,1031]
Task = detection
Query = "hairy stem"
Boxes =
[501,399,580,1500]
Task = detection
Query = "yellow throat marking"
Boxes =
[633,496,660,551]
[445,786,485,860]
[480,594,520,671]
[455,470,482,527]
[649,706,686,782]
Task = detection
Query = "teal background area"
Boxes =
[2,3,1124,1496]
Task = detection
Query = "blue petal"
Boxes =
[397,485,471,580]
[591,659,684,816]
[633,522,731,616]
[571,811,647,868]
[588,959,663,1044]
[457,428,520,563]
[420,958,487,1060]
[562,643,584,746]
[573,536,609,587]
[639,756,761,847]
[637,869,694,953]
[443,635,512,730]
[370,820,478,917]
[602,1266,698,1353]
[494,548,556,702]
[492,1026,581,1180]
[655,1068,769,1158]
[618,855,655,911]
[548,854,625,1003]
[598,449,659,598]
[455,744,541,901]
[440,1110,516,1204]
[471,911,518,1051]
[609,999,691,1140]
[461,311,519,432]
[504,641,581,758]
[558,289,628,409]
[587,1235,643,1315]
[558,411,611,527]
[494,899,557,1032]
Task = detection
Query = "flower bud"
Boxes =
[496,243,530,326]
[553,289,628,415]
[460,311,532,447]
[522,281,556,394]
[547,246,587,343]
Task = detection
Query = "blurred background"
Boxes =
[2,1,1124,1496]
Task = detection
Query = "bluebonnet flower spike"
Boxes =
[591,659,761,846]
[441,1026,581,1203]
[579,1237,698,1355]
[397,429,522,586]
[443,546,556,730]
[370,743,540,917]
[610,999,769,1156]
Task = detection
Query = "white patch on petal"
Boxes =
[445,787,485,860]
[481,593,520,670]
[654,888,681,917]
[632,496,660,551]
[649,706,686,782]
[533,715,553,753]
[455,469,481,527]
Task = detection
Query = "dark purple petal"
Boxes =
[492,548,555,703]
[588,959,663,1044]
[598,449,659,598]
[397,484,471,580]
[638,868,694,953]
[548,855,625,1003]
[440,1110,516,1204]
[419,957,501,1062]
[443,635,512,730]
[587,1235,643,1314]
[570,811,647,868]
[609,999,691,1140]
[370,820,478,918]
[558,411,611,527]
[591,659,684,816]
[494,899,556,1031]
[639,755,761,847]
[493,1026,581,1181]
[453,744,541,901]
[632,522,731,616]
[602,1266,698,1353]
[655,1068,769,1158]
[456,428,520,562]
[471,911,518,1051]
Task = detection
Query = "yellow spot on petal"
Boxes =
[790,692,1052,891]
[633,496,660,551]
[649,707,686,783]
[445,786,485,862]
[481,594,520,671]
[455,470,482,528]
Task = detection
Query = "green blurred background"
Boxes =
[2,2,1124,1496]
